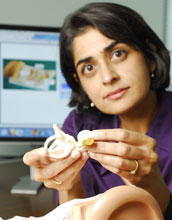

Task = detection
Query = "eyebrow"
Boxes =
[76,57,92,69]
[75,40,121,69]
[104,40,120,52]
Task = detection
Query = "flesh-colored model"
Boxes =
[0,185,164,220]
[72,185,164,220]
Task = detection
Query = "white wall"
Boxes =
[165,0,172,88]
[0,0,165,40]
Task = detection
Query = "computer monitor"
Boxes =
[0,24,71,158]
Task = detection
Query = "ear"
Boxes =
[83,186,164,220]
[145,40,157,73]
[150,60,156,72]
[73,73,79,82]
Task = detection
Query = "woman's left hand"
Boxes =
[88,128,170,212]
[88,128,157,182]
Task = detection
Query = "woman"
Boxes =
[23,3,172,219]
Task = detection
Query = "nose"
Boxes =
[100,62,118,84]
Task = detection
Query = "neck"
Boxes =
[119,91,158,134]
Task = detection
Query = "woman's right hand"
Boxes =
[23,147,89,191]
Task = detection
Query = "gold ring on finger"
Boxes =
[130,160,139,175]
[52,178,62,185]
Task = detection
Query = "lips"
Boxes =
[105,87,128,100]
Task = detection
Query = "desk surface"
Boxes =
[0,159,57,219]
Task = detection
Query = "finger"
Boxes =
[88,142,144,160]
[44,152,89,189]
[35,150,83,181]
[52,151,89,183]
[101,163,141,184]
[101,159,155,181]
[88,152,137,171]
[23,147,50,168]
[92,129,155,145]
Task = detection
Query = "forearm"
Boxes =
[59,177,86,204]
[137,166,170,213]
[146,177,170,213]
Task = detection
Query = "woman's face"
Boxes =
[72,28,155,115]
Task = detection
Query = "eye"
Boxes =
[82,63,95,75]
[111,49,126,62]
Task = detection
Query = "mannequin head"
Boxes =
[72,186,164,220]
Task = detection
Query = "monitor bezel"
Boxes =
[0,23,61,33]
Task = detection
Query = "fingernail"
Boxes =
[91,131,97,139]
[88,151,95,158]
[81,152,89,160]
[38,148,47,155]
[71,150,80,159]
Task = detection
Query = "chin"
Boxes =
[99,103,132,115]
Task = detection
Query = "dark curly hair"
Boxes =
[60,2,170,112]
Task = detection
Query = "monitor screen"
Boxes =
[0,24,71,157]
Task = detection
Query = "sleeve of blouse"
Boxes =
[163,191,172,220]
[162,151,172,220]
[61,110,83,139]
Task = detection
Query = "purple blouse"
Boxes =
[61,90,172,219]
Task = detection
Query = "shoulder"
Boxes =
[61,109,101,138]
[158,90,172,106]
[157,90,172,123]
[149,90,172,151]
[61,110,83,137]
[62,109,118,138]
